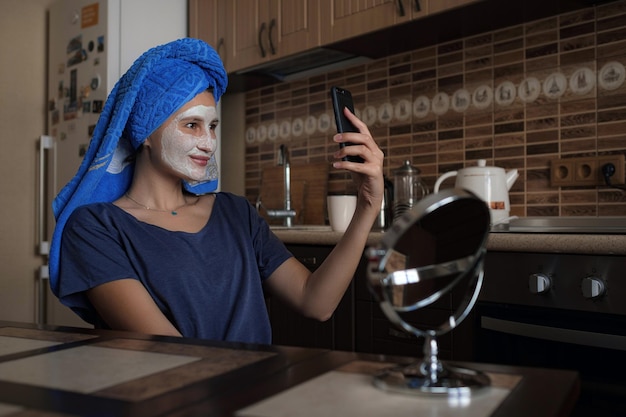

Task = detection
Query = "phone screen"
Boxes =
[330,86,363,162]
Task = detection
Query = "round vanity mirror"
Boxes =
[366,188,491,396]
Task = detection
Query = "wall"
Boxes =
[0,0,56,322]
[220,93,247,195]
[243,1,626,219]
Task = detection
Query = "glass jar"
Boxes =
[393,160,428,221]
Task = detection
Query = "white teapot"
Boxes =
[433,160,518,224]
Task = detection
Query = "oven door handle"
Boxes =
[481,316,626,351]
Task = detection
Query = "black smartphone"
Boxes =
[330,86,364,163]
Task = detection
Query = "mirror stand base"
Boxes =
[373,362,490,396]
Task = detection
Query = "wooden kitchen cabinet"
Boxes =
[266,244,355,351]
[190,0,484,75]
[190,0,320,73]
[188,0,229,69]
[353,250,476,361]
[266,241,475,359]
[226,0,321,73]
[319,0,427,44]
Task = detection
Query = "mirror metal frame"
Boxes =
[366,188,492,396]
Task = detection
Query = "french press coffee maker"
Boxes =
[393,160,428,221]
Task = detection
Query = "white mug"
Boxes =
[327,195,357,232]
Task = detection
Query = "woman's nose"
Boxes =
[197,134,216,152]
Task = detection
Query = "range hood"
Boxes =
[235,47,372,82]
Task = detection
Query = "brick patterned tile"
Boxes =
[243,1,626,219]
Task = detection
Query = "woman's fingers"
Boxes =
[333,107,383,168]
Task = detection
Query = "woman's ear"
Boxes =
[143,135,153,149]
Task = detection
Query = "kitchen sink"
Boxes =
[270,225,332,231]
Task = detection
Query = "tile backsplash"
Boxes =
[244,0,626,218]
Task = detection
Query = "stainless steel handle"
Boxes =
[481,316,626,351]
[37,135,56,325]
[38,135,55,256]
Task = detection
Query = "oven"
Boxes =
[475,244,626,417]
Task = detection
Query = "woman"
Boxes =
[50,38,384,344]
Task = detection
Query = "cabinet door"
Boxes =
[228,0,320,73]
[354,259,476,360]
[266,244,354,351]
[188,0,231,71]
[320,0,425,44]
[276,0,320,58]
[228,0,271,72]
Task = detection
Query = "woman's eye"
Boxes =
[182,120,218,132]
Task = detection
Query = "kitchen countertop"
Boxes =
[272,228,626,255]
[271,228,384,247]
[486,232,626,255]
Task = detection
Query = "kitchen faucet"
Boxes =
[257,144,296,227]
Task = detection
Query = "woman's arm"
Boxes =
[86,279,183,337]
[264,107,384,321]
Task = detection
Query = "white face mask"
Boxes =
[159,104,219,182]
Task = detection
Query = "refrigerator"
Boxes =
[38,0,188,327]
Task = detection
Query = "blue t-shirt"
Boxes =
[58,192,292,344]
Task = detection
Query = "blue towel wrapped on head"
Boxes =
[49,38,228,295]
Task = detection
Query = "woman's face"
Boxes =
[148,91,219,182]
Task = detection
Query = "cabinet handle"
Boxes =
[297,257,318,271]
[414,0,421,12]
[481,316,626,351]
[396,0,405,16]
[268,18,277,55]
[216,37,224,58]
[258,21,267,58]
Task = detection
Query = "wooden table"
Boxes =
[0,321,579,417]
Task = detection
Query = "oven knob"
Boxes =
[581,276,606,299]
[529,273,551,294]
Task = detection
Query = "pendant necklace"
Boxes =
[125,192,198,216]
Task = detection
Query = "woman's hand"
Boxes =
[332,107,384,212]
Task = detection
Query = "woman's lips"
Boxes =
[189,155,210,166]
